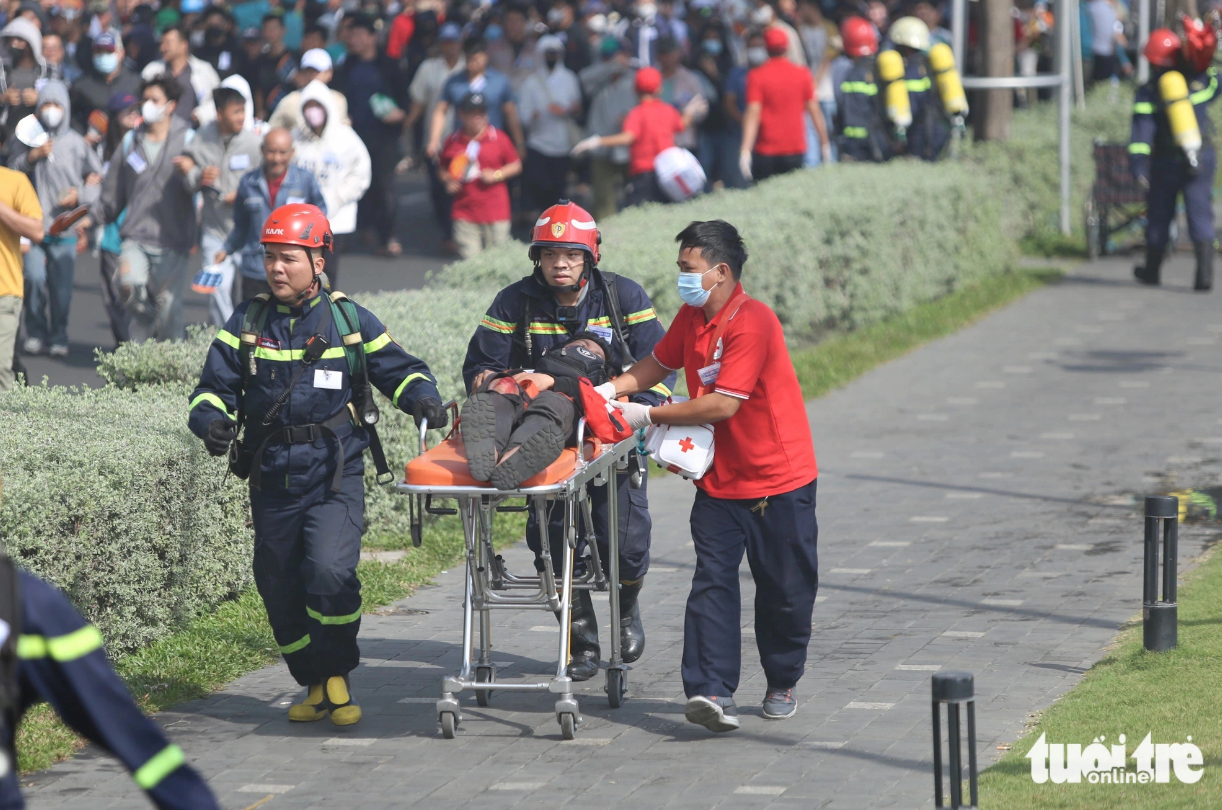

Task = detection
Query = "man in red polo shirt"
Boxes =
[572,66,706,207]
[739,28,831,182]
[601,220,819,732]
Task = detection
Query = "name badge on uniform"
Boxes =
[229,153,251,171]
[126,151,148,174]
[314,369,343,389]
[588,325,613,343]
[697,362,721,386]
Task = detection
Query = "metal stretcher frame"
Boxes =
[394,404,636,740]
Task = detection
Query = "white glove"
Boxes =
[739,150,752,181]
[572,135,601,155]
[593,381,618,401]
[683,94,709,119]
[612,400,653,431]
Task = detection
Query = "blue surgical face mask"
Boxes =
[485,24,503,41]
[93,52,119,74]
[701,38,723,55]
[677,267,720,307]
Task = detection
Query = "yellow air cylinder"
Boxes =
[1159,70,1203,156]
[878,49,912,129]
[928,43,969,115]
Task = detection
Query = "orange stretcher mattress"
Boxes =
[404,435,604,488]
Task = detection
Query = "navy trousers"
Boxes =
[250,465,365,685]
[682,478,819,698]
[527,466,652,584]
[1146,148,1217,254]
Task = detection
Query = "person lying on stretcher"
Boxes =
[460,332,634,489]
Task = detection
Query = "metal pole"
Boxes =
[1143,495,1178,652]
[948,702,962,807]
[1138,0,1151,84]
[932,698,944,806]
[932,671,977,809]
[952,0,967,72]
[967,701,979,807]
[1058,0,1073,235]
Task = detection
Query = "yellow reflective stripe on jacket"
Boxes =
[586,316,612,328]
[844,126,869,139]
[189,392,233,419]
[17,625,104,662]
[841,81,878,95]
[393,372,430,408]
[905,78,931,92]
[1128,142,1152,155]
[528,322,569,335]
[650,382,672,397]
[278,634,310,655]
[215,329,240,349]
[306,606,362,625]
[1191,69,1218,104]
[252,345,347,362]
[1132,101,1155,114]
[479,315,516,334]
[624,307,657,325]
[363,331,393,354]
[133,744,185,790]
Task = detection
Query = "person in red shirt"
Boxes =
[440,92,523,259]
[602,220,819,732]
[571,66,707,207]
[739,27,831,182]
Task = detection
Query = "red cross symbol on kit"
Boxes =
[679,437,695,453]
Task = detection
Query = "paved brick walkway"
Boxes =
[23,255,1222,809]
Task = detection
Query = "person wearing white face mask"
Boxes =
[98,75,198,342]
[69,32,141,135]
[9,79,103,358]
[599,219,819,732]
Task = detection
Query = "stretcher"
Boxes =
[395,400,635,739]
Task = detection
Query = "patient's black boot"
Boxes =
[619,578,646,664]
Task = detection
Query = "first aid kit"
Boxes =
[654,146,706,202]
[641,294,750,480]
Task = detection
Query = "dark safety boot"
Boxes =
[1134,244,1163,286]
[619,578,646,663]
[1194,241,1214,291]
[564,589,601,681]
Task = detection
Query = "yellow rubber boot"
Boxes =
[327,676,362,726]
[288,683,329,722]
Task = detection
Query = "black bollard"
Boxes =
[1143,495,1178,652]
[932,670,977,809]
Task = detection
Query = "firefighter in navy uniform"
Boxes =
[187,204,447,726]
[1131,27,1219,291]
[836,16,894,163]
[0,560,219,810]
[889,17,950,162]
[462,200,674,680]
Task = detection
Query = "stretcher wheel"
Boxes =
[606,668,627,709]
[475,665,494,707]
[440,711,458,739]
[559,712,577,740]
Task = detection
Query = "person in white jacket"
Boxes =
[290,80,370,289]
[141,25,221,126]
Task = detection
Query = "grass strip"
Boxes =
[791,268,1062,399]
[17,266,1063,775]
[978,540,1222,809]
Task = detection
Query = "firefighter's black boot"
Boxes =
[1194,241,1214,291]
[565,588,600,682]
[1134,244,1163,285]
[619,578,645,664]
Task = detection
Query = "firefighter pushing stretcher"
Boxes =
[187,203,447,727]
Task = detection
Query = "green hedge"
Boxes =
[6,90,1128,660]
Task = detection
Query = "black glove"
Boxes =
[412,397,448,430]
[205,417,238,457]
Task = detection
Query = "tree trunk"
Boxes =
[976,0,1015,141]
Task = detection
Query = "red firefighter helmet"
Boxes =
[841,16,879,57]
[529,200,601,264]
[1144,28,1183,68]
[261,203,333,252]
[1182,17,1216,73]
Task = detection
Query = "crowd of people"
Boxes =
[0,0,970,391]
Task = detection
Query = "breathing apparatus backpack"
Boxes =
[228,290,394,486]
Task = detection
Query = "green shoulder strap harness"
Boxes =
[232,290,395,487]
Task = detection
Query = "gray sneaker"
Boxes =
[762,687,797,719]
[684,695,740,732]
